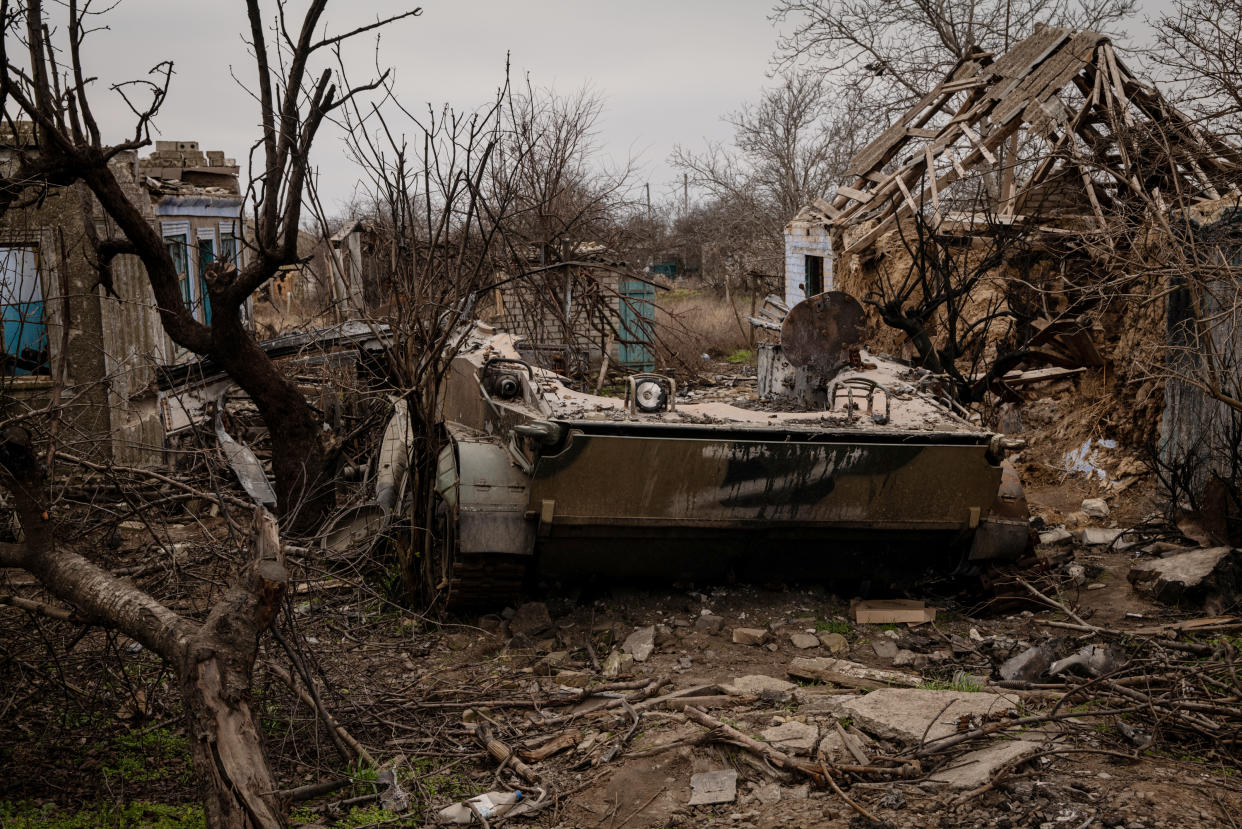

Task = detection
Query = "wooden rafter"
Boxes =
[823,24,1242,258]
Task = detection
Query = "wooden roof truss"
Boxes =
[827,25,1242,256]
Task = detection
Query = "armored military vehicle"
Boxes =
[413,292,1029,606]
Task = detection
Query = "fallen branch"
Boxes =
[473,725,541,783]
[820,759,880,824]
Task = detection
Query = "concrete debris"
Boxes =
[817,632,849,654]
[832,688,1020,743]
[1049,644,1120,677]
[601,649,633,677]
[688,769,737,806]
[927,739,1044,789]
[509,602,552,638]
[1076,527,1125,546]
[788,656,921,688]
[621,626,656,662]
[759,720,819,755]
[1129,547,1239,604]
[789,633,820,649]
[752,782,782,805]
[1039,527,1073,545]
[1081,498,1110,519]
[722,674,795,701]
[999,642,1059,682]
[732,627,770,646]
[792,685,845,713]
[892,649,927,668]
[695,614,725,634]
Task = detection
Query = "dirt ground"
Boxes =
[3,466,1241,829]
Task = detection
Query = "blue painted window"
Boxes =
[0,247,47,375]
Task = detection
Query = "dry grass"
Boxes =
[653,286,756,370]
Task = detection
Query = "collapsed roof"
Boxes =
[818,25,1242,256]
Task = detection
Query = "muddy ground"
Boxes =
[2,464,1241,828]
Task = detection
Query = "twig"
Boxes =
[820,760,880,825]
[613,786,665,829]
[1017,577,1099,630]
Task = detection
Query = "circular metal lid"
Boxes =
[780,291,867,375]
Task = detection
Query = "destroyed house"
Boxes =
[816,25,1240,264]
[786,26,1242,455]
[0,135,249,465]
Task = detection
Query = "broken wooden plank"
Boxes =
[836,185,874,204]
[852,598,936,624]
[811,196,841,219]
[960,124,997,164]
[1002,366,1087,386]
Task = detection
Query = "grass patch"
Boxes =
[99,727,192,786]
[0,801,204,829]
[918,671,984,693]
[725,348,754,364]
[815,619,851,635]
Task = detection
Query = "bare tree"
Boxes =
[1151,0,1242,140]
[0,1,420,825]
[671,71,873,292]
[772,0,1136,112]
[1,0,419,533]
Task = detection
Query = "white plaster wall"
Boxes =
[783,220,833,306]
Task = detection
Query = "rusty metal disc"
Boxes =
[780,291,867,375]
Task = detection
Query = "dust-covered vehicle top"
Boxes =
[423,293,1029,607]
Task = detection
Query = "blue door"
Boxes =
[618,278,655,371]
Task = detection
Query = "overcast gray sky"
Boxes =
[80,1,1163,214]
[82,1,778,214]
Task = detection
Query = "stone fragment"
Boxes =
[871,638,899,660]
[1081,498,1110,519]
[509,602,552,637]
[818,632,849,654]
[928,739,1043,789]
[833,688,1020,743]
[732,627,770,646]
[752,782,782,805]
[445,632,473,651]
[792,685,846,713]
[688,770,737,806]
[602,649,633,677]
[760,721,819,755]
[790,633,820,649]
[722,674,795,700]
[696,614,725,634]
[1077,527,1124,546]
[1049,644,1120,677]
[1039,527,1073,545]
[1128,547,1239,604]
[999,642,1058,682]
[892,649,926,668]
[622,626,656,662]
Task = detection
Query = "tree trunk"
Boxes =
[0,430,290,828]
[208,286,334,536]
[179,513,288,828]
